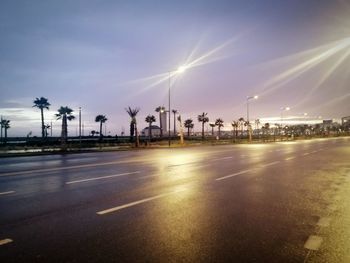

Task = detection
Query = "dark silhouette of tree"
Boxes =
[215,118,224,138]
[238,117,245,138]
[126,107,140,147]
[172,109,178,135]
[184,119,194,137]
[155,106,165,137]
[209,123,216,136]
[95,115,108,140]
[198,113,209,140]
[231,121,239,140]
[0,118,6,143]
[1,119,10,143]
[33,97,50,140]
[44,124,51,137]
[55,106,75,149]
[145,115,156,141]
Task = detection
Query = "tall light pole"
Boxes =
[246,95,258,123]
[168,65,187,147]
[79,107,82,146]
[280,106,290,139]
[246,95,258,142]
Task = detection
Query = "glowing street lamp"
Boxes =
[168,65,188,146]
[280,106,290,138]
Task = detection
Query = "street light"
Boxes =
[280,106,290,139]
[168,65,188,146]
[246,95,258,123]
[246,95,258,142]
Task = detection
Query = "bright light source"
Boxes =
[254,95,258,99]
[177,65,188,73]
[304,112,308,116]
[286,107,290,111]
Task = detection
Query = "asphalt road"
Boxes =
[0,137,349,262]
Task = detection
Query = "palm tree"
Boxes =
[209,123,216,136]
[33,97,50,140]
[172,109,178,135]
[0,117,6,143]
[126,107,140,147]
[198,112,209,140]
[263,123,270,141]
[184,119,194,137]
[238,117,245,138]
[215,118,224,138]
[255,119,261,135]
[95,115,108,140]
[145,115,156,141]
[244,120,251,141]
[231,121,239,141]
[155,106,165,137]
[55,106,75,149]
[44,124,51,137]
[2,119,10,143]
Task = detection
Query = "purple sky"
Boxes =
[1,0,350,137]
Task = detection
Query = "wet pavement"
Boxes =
[0,137,349,262]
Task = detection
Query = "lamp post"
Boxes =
[168,65,187,147]
[280,106,290,140]
[246,95,258,142]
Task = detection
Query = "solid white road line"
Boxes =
[216,170,251,181]
[304,235,323,250]
[302,152,310,156]
[97,188,186,215]
[213,156,233,161]
[0,239,13,245]
[285,156,296,161]
[0,191,15,195]
[66,171,141,185]
[259,161,280,168]
[0,160,134,177]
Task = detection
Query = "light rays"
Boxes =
[258,37,350,98]
[126,36,240,95]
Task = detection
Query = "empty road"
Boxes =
[1,137,350,262]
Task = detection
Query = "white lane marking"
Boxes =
[0,191,15,195]
[311,150,318,154]
[97,188,186,215]
[0,239,13,245]
[285,156,295,161]
[317,217,331,227]
[216,170,251,181]
[213,156,233,161]
[66,171,141,185]
[0,159,134,177]
[260,161,280,168]
[302,152,310,156]
[304,235,323,250]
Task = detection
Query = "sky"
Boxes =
[1,0,350,137]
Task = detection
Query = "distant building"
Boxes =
[342,116,350,126]
[142,125,161,137]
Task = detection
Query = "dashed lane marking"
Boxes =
[0,239,13,246]
[213,156,234,161]
[259,161,280,168]
[304,235,323,250]
[66,171,141,184]
[285,156,296,161]
[302,152,310,156]
[216,170,251,181]
[0,191,15,195]
[97,188,186,215]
